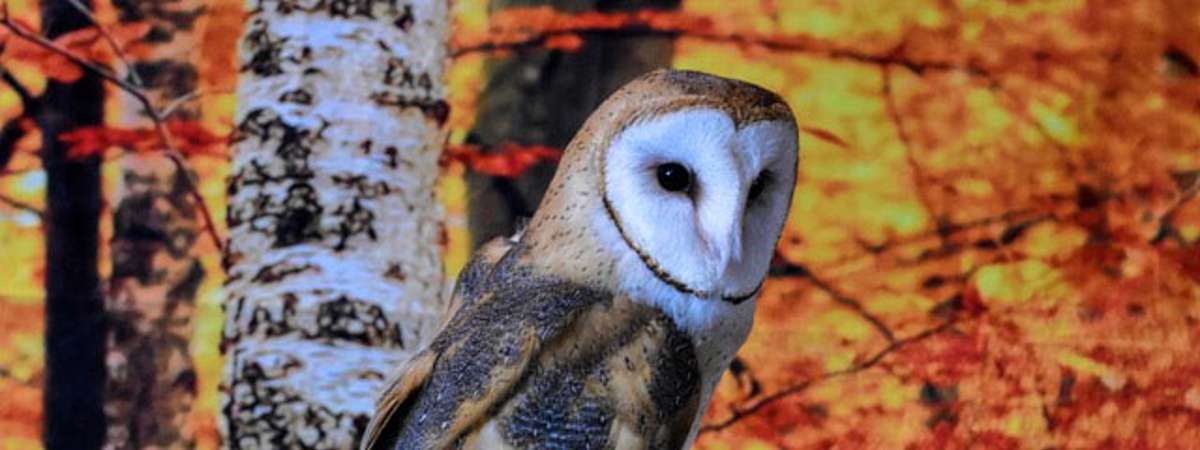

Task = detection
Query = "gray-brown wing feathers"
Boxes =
[361,242,610,449]
[361,237,517,450]
[361,240,701,450]
[439,234,517,325]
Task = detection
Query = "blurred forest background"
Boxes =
[2,0,1200,449]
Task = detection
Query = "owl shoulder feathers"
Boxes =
[360,241,700,450]
[438,233,519,324]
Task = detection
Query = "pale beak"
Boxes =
[711,218,742,281]
[699,184,744,284]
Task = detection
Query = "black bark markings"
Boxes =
[241,21,292,77]
[223,2,442,447]
[372,54,449,125]
[253,0,409,21]
[223,347,373,449]
[222,292,408,350]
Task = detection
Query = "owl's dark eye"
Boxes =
[656,162,692,193]
[747,170,772,203]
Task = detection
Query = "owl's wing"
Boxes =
[438,234,517,327]
[360,348,438,450]
[361,237,519,450]
[358,328,541,450]
[359,311,567,450]
[361,243,605,450]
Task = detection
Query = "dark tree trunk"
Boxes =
[466,0,680,249]
[39,1,106,449]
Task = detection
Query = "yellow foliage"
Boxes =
[3,0,1200,448]
[973,260,1066,306]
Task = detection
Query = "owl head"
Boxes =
[525,69,798,309]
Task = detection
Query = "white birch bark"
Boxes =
[219,1,448,448]
[105,1,206,449]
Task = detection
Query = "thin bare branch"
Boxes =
[0,65,37,108]
[700,320,958,433]
[0,191,43,220]
[881,63,946,235]
[800,207,1048,278]
[0,116,28,173]
[1164,173,1200,221]
[65,0,144,87]
[0,66,38,172]
[0,5,149,108]
[0,167,37,178]
[804,268,896,343]
[0,3,225,252]
[1151,172,1200,244]
[161,90,202,119]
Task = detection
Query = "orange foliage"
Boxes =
[453,5,924,67]
[0,302,42,446]
[0,20,151,82]
[453,6,748,55]
[677,0,1200,448]
[59,121,227,160]
[3,0,1200,449]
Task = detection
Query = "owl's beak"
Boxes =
[701,190,743,283]
[712,225,742,282]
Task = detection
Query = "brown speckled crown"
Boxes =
[607,69,795,133]
[519,69,797,290]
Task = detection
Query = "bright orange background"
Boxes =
[3,1,1200,449]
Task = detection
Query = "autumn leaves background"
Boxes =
[3,0,1200,449]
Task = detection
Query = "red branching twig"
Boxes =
[798,208,1044,276]
[452,7,992,77]
[1152,171,1200,244]
[881,63,943,231]
[0,3,224,252]
[700,320,959,433]
[804,269,896,343]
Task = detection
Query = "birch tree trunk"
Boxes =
[104,2,207,449]
[40,2,106,449]
[220,1,448,448]
[467,0,679,248]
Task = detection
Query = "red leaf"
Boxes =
[543,33,584,51]
[59,121,227,160]
[2,33,84,82]
[443,143,562,178]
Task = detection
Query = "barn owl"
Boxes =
[362,69,798,450]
